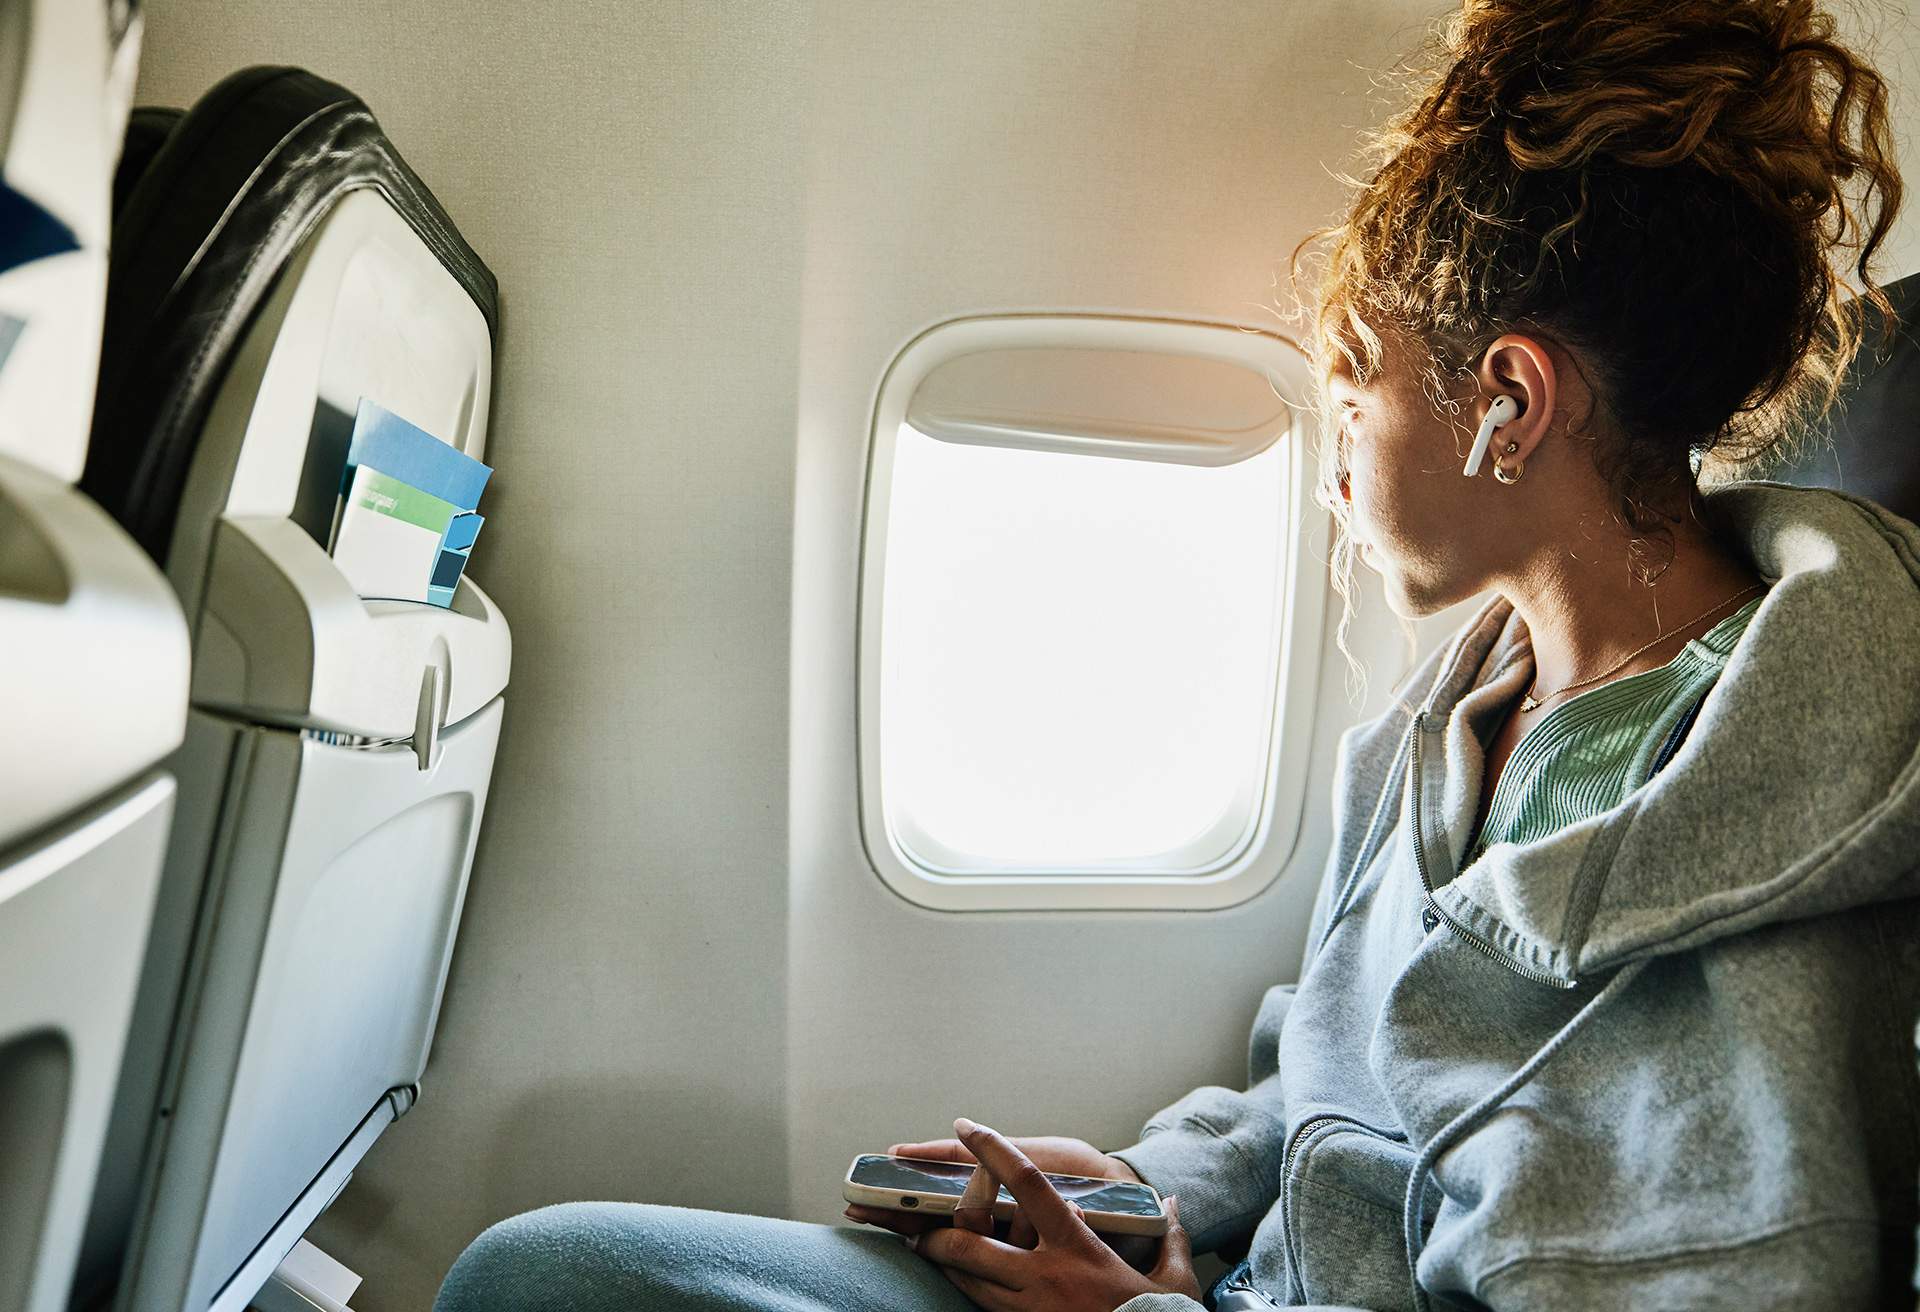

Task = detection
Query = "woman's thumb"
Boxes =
[1149,1195,1194,1282]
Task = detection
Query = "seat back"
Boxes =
[72,67,511,1312]
[84,66,498,566]
[0,5,189,1312]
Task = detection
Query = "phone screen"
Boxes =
[848,1154,1162,1217]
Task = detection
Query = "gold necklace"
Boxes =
[1520,582,1764,714]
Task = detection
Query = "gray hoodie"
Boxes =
[1110,482,1920,1311]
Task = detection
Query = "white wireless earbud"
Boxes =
[1462,394,1520,478]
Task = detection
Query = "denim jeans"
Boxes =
[433,1202,988,1312]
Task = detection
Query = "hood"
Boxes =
[1419,481,1920,982]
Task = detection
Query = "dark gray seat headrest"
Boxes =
[83,66,497,563]
[1773,271,1920,524]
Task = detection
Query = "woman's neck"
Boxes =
[1500,515,1764,698]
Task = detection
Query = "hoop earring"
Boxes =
[1492,439,1523,485]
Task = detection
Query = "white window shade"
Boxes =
[857,315,1327,911]
[906,343,1293,465]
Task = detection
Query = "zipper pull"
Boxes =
[1421,904,1439,934]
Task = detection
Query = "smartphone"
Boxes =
[843,1154,1168,1237]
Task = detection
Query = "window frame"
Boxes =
[854,312,1329,911]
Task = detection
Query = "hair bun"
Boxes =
[1442,0,1879,201]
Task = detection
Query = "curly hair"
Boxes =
[1297,0,1904,682]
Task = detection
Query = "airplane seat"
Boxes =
[1772,270,1920,524]
[71,65,512,1312]
[0,2,190,1311]
[84,65,499,560]
[109,105,182,227]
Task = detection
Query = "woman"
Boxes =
[435,0,1920,1307]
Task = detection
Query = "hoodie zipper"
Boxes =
[1278,1116,1352,1301]
[1409,714,1578,991]
[1278,1114,1409,1302]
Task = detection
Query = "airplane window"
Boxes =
[876,423,1288,876]
[855,316,1327,912]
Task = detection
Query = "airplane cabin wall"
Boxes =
[129,3,1920,1308]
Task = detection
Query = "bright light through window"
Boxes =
[879,423,1290,874]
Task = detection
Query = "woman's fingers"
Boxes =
[938,1263,1020,1312]
[842,1204,944,1237]
[1107,1231,1159,1271]
[952,1155,1001,1235]
[886,1138,974,1163]
[913,1222,1029,1289]
[951,1206,995,1236]
[952,1118,1091,1252]
[1147,1195,1200,1293]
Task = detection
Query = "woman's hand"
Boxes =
[885,1118,1203,1312]
[886,1133,1142,1185]
[845,1130,1146,1252]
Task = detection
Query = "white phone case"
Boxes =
[842,1155,1169,1237]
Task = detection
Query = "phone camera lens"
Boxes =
[900,1196,918,1208]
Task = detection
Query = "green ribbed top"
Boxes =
[1466,595,1764,864]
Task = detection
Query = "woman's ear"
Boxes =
[1476,334,1557,463]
